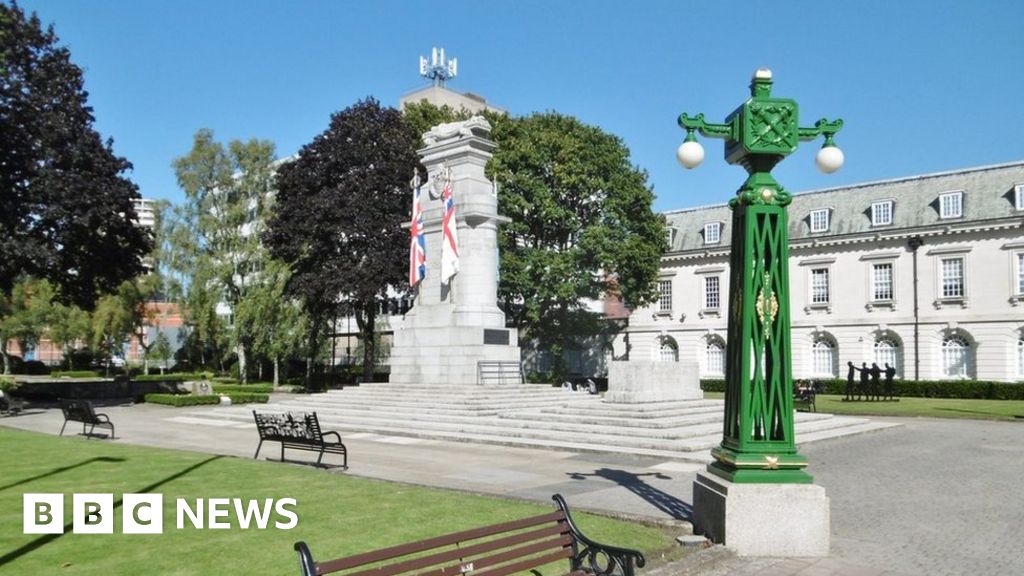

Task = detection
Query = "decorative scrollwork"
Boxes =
[552,494,645,576]
[755,273,778,340]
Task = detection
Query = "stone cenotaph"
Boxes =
[388,117,521,386]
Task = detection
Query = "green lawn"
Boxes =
[704,392,1024,420]
[0,428,683,575]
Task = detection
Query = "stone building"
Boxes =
[624,161,1024,382]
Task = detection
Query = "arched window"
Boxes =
[705,339,725,376]
[658,338,678,362]
[811,337,837,377]
[941,336,971,378]
[874,337,901,376]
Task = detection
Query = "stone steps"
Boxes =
[198,390,891,460]
[183,382,902,462]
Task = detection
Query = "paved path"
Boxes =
[2,399,1021,575]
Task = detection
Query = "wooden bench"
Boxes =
[294,494,645,576]
[253,411,347,468]
[59,399,115,438]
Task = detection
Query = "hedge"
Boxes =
[49,370,101,378]
[700,378,1024,400]
[211,384,274,394]
[133,372,213,383]
[144,392,270,407]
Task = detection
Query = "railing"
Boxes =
[477,361,523,386]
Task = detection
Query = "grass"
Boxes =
[0,428,683,575]
[704,391,1024,420]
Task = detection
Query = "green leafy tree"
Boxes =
[172,130,277,382]
[0,278,54,373]
[47,301,91,370]
[403,104,666,380]
[149,331,173,374]
[266,98,421,385]
[0,2,151,307]
[90,280,143,375]
[238,259,307,386]
[489,113,665,379]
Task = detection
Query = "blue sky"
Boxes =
[18,0,1024,212]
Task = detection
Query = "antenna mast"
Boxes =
[419,46,458,87]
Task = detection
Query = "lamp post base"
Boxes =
[692,471,830,557]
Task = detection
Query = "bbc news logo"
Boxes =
[24,493,298,534]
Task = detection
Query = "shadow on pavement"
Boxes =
[568,467,693,521]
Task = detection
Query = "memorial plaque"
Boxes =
[483,329,510,345]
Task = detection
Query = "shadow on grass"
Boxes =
[0,455,222,567]
[0,457,126,492]
[567,468,693,521]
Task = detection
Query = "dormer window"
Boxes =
[871,200,894,226]
[939,191,963,219]
[665,227,676,247]
[810,209,830,233]
[704,222,721,244]
[1015,184,1024,210]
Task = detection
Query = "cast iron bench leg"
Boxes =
[254,439,264,459]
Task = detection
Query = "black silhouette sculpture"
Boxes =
[845,361,857,401]
[884,363,897,400]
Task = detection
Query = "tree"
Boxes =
[172,129,277,382]
[47,301,91,370]
[0,278,54,373]
[489,113,666,379]
[404,104,666,380]
[149,331,172,374]
[0,2,151,308]
[266,98,421,385]
[90,280,143,375]
[237,259,307,386]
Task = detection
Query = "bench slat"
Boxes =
[316,511,566,574]
[461,548,574,576]
[413,536,573,576]
[343,528,570,576]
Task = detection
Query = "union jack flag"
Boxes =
[440,173,460,284]
[409,179,426,287]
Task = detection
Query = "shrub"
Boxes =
[699,378,1024,399]
[143,392,269,407]
[0,376,19,393]
[212,384,274,394]
[50,370,101,378]
[144,394,220,407]
[133,372,213,383]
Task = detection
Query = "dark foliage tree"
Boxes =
[265,98,421,385]
[0,2,151,308]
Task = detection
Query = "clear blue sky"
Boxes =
[18,0,1024,212]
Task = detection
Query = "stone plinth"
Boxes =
[692,471,830,557]
[390,117,521,386]
[604,360,701,403]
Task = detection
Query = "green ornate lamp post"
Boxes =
[676,69,844,484]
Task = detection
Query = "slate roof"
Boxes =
[663,161,1024,254]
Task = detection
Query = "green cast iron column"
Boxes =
[678,70,843,484]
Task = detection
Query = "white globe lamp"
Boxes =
[676,139,705,169]
[815,144,844,174]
